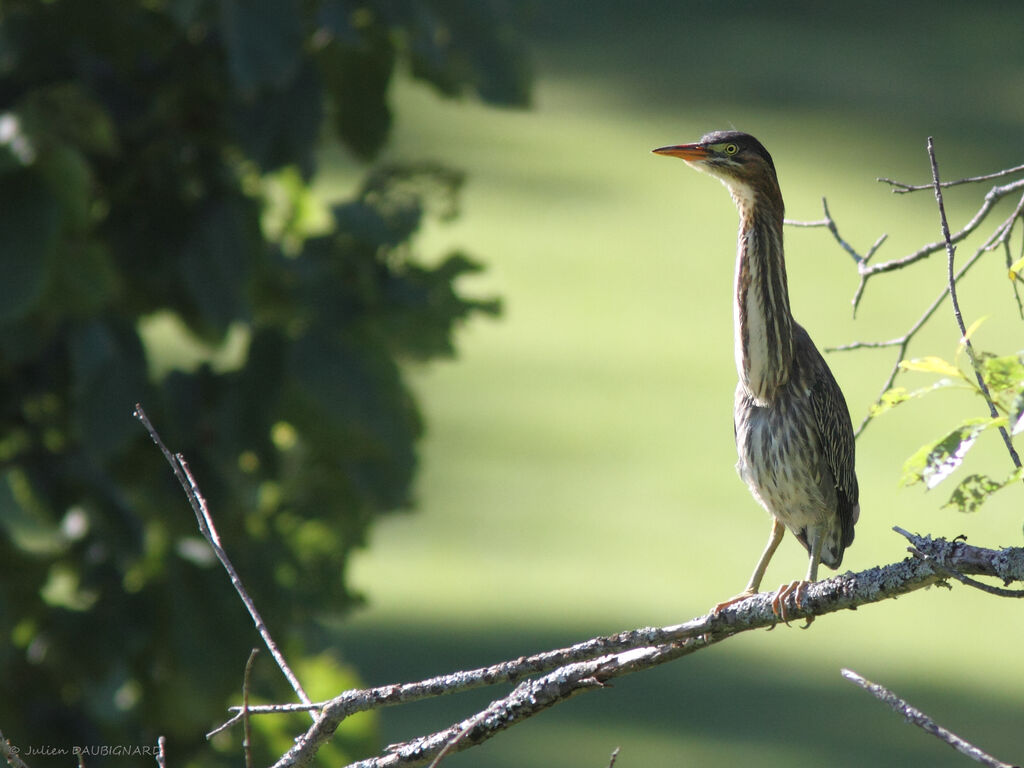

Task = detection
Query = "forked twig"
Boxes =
[786,197,889,314]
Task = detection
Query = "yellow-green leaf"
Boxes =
[869,387,910,417]
[899,356,964,378]
[960,315,988,344]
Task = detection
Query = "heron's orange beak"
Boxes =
[652,143,709,160]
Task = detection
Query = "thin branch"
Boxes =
[879,162,1024,193]
[857,177,1024,287]
[155,737,167,768]
[133,404,315,718]
[243,649,259,768]
[425,708,490,768]
[841,669,1020,768]
[261,529,1024,768]
[1006,222,1024,317]
[786,197,885,267]
[928,139,1022,470]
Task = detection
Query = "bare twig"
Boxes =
[259,529,1024,768]
[425,708,490,768]
[879,162,1024,193]
[133,404,315,718]
[243,649,259,768]
[928,139,1022,470]
[1006,227,1024,317]
[786,197,890,315]
[841,669,1020,768]
[786,197,887,267]
[606,747,621,768]
[155,736,167,768]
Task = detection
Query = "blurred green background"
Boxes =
[332,2,1024,766]
[2,1,1023,766]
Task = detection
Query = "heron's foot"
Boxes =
[710,588,757,616]
[772,580,814,628]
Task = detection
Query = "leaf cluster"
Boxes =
[0,0,526,762]
[874,348,1024,513]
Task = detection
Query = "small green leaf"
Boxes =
[980,352,1024,395]
[870,387,910,417]
[899,356,964,378]
[901,417,1003,489]
[869,378,960,417]
[943,467,1024,513]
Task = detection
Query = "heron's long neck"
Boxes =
[732,191,793,404]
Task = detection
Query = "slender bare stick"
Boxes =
[927,139,1022,470]
[425,705,501,768]
[243,649,259,768]
[786,197,885,267]
[155,736,167,768]
[133,404,315,717]
[841,669,1020,768]
[879,162,1024,192]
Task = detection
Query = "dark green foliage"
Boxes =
[0,0,525,763]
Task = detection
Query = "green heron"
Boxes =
[653,131,859,622]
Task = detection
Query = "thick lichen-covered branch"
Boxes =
[263,529,1024,768]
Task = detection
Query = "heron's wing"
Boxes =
[809,353,860,548]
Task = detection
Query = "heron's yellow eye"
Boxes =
[723,143,739,156]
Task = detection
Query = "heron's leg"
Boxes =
[711,518,785,614]
[744,517,786,594]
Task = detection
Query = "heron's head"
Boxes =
[653,130,780,212]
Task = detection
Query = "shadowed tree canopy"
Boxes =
[0,0,529,763]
